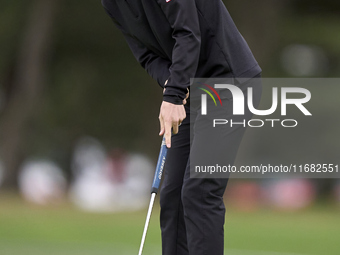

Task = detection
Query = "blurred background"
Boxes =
[0,0,340,254]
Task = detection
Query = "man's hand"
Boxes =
[159,101,186,148]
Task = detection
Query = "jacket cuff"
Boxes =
[163,95,183,105]
[163,85,187,105]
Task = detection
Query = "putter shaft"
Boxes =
[138,193,156,255]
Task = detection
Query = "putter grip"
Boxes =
[151,136,168,194]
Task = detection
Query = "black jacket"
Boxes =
[102,0,261,104]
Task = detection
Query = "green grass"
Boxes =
[0,195,339,255]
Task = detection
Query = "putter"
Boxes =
[138,136,168,255]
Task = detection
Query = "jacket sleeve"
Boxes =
[156,0,201,104]
[103,6,171,88]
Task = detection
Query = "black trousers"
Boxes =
[160,77,262,255]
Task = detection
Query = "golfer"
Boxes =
[102,0,262,254]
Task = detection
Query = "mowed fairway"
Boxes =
[0,195,339,255]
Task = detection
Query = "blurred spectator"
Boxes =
[226,179,319,212]
[281,44,329,76]
[70,137,153,213]
[225,181,263,212]
[265,179,316,211]
[18,160,67,205]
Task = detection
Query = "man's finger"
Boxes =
[185,88,190,99]
[164,121,172,148]
[172,122,179,135]
[159,115,165,136]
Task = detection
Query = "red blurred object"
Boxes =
[226,181,263,212]
[107,148,127,183]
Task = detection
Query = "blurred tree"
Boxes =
[0,0,60,189]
